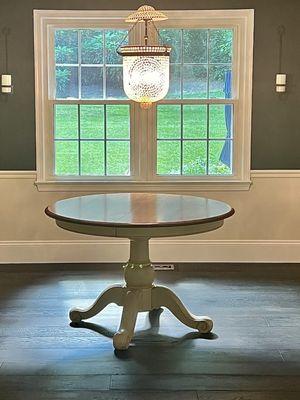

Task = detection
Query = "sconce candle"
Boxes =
[276,74,286,85]
[1,74,11,86]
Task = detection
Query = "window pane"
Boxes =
[105,30,127,65]
[154,27,235,179]
[55,141,79,175]
[209,29,233,64]
[166,64,181,99]
[55,105,78,139]
[160,29,181,63]
[81,141,104,175]
[55,30,78,64]
[81,67,103,99]
[157,105,181,139]
[56,66,78,99]
[157,141,181,175]
[81,30,103,64]
[106,141,130,175]
[106,105,130,139]
[80,105,104,139]
[183,65,207,99]
[183,141,207,175]
[209,65,231,99]
[209,104,233,139]
[209,140,232,175]
[183,105,207,139]
[106,66,125,99]
[183,29,207,63]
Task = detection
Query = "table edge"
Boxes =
[45,206,235,228]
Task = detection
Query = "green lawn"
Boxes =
[54,101,232,176]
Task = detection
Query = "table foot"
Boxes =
[152,286,213,334]
[69,284,124,323]
[113,290,139,350]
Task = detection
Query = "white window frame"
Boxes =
[34,9,254,192]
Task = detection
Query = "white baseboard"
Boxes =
[0,240,299,264]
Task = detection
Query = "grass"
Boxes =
[54,98,232,177]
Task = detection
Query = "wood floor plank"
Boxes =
[2,290,299,306]
[110,374,300,391]
[266,316,300,327]
[2,361,299,376]
[196,392,300,400]
[0,347,282,365]
[0,315,269,331]
[0,375,111,391]
[0,326,299,350]
[0,390,198,400]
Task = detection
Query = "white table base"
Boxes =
[69,238,213,350]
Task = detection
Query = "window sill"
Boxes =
[35,179,252,192]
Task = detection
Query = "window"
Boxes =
[34,10,254,191]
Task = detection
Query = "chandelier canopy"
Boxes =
[117,5,171,109]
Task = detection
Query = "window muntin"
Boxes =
[156,28,234,177]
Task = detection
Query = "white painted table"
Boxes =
[46,193,234,350]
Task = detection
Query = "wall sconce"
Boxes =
[1,27,13,95]
[1,74,13,94]
[276,25,287,94]
[275,73,286,92]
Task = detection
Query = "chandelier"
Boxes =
[117,5,171,109]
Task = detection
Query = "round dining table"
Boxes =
[45,193,234,350]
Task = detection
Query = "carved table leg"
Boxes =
[113,290,140,350]
[69,284,124,323]
[151,286,213,334]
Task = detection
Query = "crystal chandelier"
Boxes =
[117,5,171,109]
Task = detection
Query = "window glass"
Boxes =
[54,28,127,100]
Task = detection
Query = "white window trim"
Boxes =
[34,9,254,192]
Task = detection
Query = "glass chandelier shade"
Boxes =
[121,46,171,108]
[118,6,171,109]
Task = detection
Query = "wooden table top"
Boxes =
[45,193,234,228]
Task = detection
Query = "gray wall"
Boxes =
[0,0,299,170]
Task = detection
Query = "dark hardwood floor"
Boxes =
[0,263,300,399]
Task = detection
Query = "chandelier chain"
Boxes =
[116,20,139,55]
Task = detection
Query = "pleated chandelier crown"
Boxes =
[117,5,171,109]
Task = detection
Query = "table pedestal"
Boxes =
[69,238,213,350]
